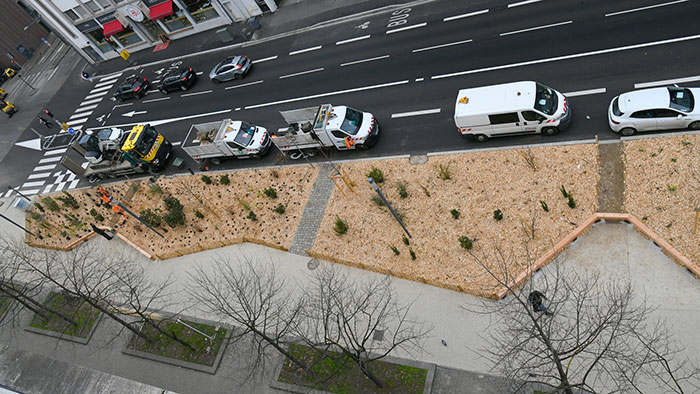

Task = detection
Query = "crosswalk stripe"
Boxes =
[80,97,103,106]
[18,189,40,196]
[44,148,67,156]
[70,110,93,120]
[83,91,108,102]
[99,72,122,82]
[22,181,46,188]
[89,85,113,94]
[33,164,56,171]
[75,103,98,112]
[67,118,88,126]
[39,156,62,164]
[27,172,52,180]
[94,79,116,88]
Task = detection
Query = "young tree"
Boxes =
[466,244,700,394]
[299,265,430,388]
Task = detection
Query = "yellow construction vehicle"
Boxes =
[0,88,7,100]
[4,68,16,79]
[1,100,17,117]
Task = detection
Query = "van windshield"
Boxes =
[233,122,256,147]
[534,83,558,115]
[340,108,363,135]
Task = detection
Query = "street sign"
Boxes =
[67,127,75,135]
[120,49,130,60]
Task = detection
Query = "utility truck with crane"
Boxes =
[60,124,172,183]
[271,104,379,159]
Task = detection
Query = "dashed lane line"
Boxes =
[386,22,427,35]
[391,108,442,118]
[181,90,213,97]
[605,0,688,17]
[508,0,542,8]
[289,46,322,56]
[279,68,324,79]
[113,103,133,110]
[563,88,606,97]
[225,80,264,90]
[635,75,700,89]
[412,39,473,53]
[340,55,390,67]
[253,56,278,63]
[443,9,488,22]
[336,35,371,45]
[143,97,171,104]
[500,21,572,37]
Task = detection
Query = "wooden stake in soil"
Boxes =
[329,164,355,196]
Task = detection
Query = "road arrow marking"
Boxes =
[94,108,232,130]
[16,138,42,151]
[122,110,148,117]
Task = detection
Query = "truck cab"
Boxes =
[322,105,379,149]
[121,124,172,170]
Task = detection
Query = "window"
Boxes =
[73,5,90,19]
[612,97,623,116]
[64,9,80,21]
[233,122,256,147]
[183,0,220,23]
[668,87,694,112]
[654,109,682,118]
[111,25,143,46]
[94,0,112,8]
[489,113,519,124]
[630,110,654,118]
[521,111,540,121]
[82,0,101,13]
[331,129,347,139]
[160,2,192,32]
[534,83,558,115]
[340,108,363,135]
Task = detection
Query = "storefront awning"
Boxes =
[103,20,124,36]
[149,0,174,20]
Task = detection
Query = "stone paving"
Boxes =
[288,163,334,255]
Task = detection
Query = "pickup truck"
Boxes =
[182,119,271,167]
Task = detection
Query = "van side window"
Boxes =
[521,111,540,121]
[488,113,519,124]
[330,129,347,139]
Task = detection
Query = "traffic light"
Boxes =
[44,109,53,117]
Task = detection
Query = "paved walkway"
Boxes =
[289,163,334,255]
[597,141,625,212]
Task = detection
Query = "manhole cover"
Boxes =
[409,154,428,165]
[307,258,320,270]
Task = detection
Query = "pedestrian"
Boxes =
[528,290,553,316]
[37,116,52,128]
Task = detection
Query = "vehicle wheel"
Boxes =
[620,127,636,136]
[250,154,260,159]
[212,78,220,84]
[689,121,700,130]
[543,127,559,136]
[211,158,221,165]
[474,134,488,142]
[355,143,368,150]
[235,73,242,80]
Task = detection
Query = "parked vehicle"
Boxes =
[4,68,16,79]
[0,87,7,100]
[182,119,272,168]
[271,104,379,159]
[209,55,251,83]
[1,100,17,117]
[60,124,171,183]
[113,76,150,101]
[608,86,700,136]
[454,81,571,142]
[159,67,197,93]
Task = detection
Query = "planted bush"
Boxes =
[493,209,503,221]
[201,175,212,184]
[370,195,385,207]
[193,209,204,219]
[139,209,162,228]
[567,195,576,209]
[219,174,230,185]
[389,246,400,255]
[409,249,416,260]
[458,236,473,250]
[367,167,384,183]
[439,164,451,180]
[57,192,79,209]
[540,200,549,212]
[162,197,185,227]
[560,185,569,198]
[334,216,348,235]
[264,187,277,199]
[247,211,257,221]
[402,234,409,246]
[396,182,408,199]
[450,209,460,219]
[148,183,163,195]
[274,203,286,214]
[42,197,60,212]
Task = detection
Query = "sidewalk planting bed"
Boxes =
[0,295,13,320]
[28,291,101,338]
[624,134,700,269]
[278,343,427,394]
[127,319,226,367]
[311,145,599,298]
[25,166,318,257]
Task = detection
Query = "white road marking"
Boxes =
[39,156,62,164]
[44,148,67,156]
[99,72,122,82]
[416,78,425,82]
[340,55,390,67]
[279,68,324,79]
[68,179,79,189]
[386,22,427,35]
[76,103,99,112]
[152,79,160,84]
[245,80,410,110]
[253,55,278,63]
[28,172,52,180]
[391,108,442,118]
[112,103,133,109]
[122,110,147,117]
[67,118,88,126]
[89,84,113,94]
[225,80,264,90]
[563,88,606,97]
[500,21,572,36]
[336,35,371,45]
[172,141,181,146]
[83,91,108,101]
[46,67,59,81]
[413,39,473,53]
[181,90,213,97]
[17,189,40,196]
[22,181,45,188]
[289,46,322,56]
[33,164,56,171]
[143,97,171,103]
[93,109,232,130]
[443,9,488,22]
[196,71,204,75]
[94,79,116,88]
[605,0,688,17]
[70,111,93,119]
[15,138,42,151]
[235,107,241,111]
[634,75,700,89]
[508,0,541,8]
[80,97,103,107]
[432,33,700,80]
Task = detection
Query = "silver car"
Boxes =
[209,55,252,83]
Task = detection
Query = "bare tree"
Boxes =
[187,255,307,375]
[299,264,430,388]
[466,243,700,394]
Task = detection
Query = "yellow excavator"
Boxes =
[1,100,17,117]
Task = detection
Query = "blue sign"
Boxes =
[67,127,75,135]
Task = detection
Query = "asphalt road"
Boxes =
[3,0,700,196]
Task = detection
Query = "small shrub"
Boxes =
[540,200,549,212]
[247,211,257,221]
[42,197,60,212]
[567,195,576,209]
[450,209,460,219]
[420,185,431,197]
[402,234,409,246]
[334,216,348,235]
[409,249,416,260]
[193,209,204,219]
[560,185,569,198]
[438,164,451,180]
[238,199,251,211]
[671,158,677,162]
[89,208,98,217]
[219,174,230,185]
[57,192,79,209]
[396,182,408,199]
[94,213,104,222]
[394,208,406,222]
[389,246,400,255]
[682,140,692,146]
[493,209,503,221]
[60,230,68,238]
[28,211,42,221]
[367,167,384,183]
[274,203,286,214]
[34,202,44,212]
[666,222,673,228]
[458,236,473,250]
[148,183,163,195]
[642,216,648,221]
[370,195,385,207]
[667,184,677,192]
[264,187,277,199]
[201,175,212,184]
[162,197,185,227]
[271,170,279,178]
[139,209,162,228]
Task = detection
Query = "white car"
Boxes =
[608,86,700,136]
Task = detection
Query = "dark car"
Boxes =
[113,76,150,101]
[159,67,197,93]
[209,55,251,83]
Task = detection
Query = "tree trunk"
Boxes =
[142,317,197,352]
[357,358,384,388]
[0,287,49,320]
[250,327,308,372]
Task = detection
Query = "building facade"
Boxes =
[19,0,278,62]
[0,0,50,70]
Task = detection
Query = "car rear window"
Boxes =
[668,87,694,112]
[612,97,623,116]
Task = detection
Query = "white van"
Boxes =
[454,81,571,142]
